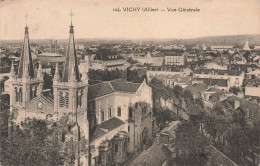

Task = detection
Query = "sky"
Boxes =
[0,0,259,40]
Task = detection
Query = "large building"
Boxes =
[165,52,186,66]
[87,79,154,165]
[8,22,154,166]
[9,23,89,165]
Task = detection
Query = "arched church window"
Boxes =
[19,87,23,102]
[65,91,69,108]
[114,144,118,152]
[108,107,112,118]
[77,90,83,107]
[101,111,105,122]
[117,107,121,117]
[129,108,133,119]
[15,87,18,102]
[59,91,65,107]
[34,86,38,98]
[30,87,33,99]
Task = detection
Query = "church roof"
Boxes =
[17,26,35,78]
[88,82,115,101]
[91,117,125,142]
[88,80,142,101]
[110,81,141,93]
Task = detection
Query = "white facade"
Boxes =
[194,72,244,88]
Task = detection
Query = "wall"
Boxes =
[245,86,260,97]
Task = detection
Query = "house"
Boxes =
[125,121,180,166]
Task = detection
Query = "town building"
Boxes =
[210,46,234,51]
[165,52,186,66]
[132,52,164,66]
[87,79,155,165]
[146,65,191,82]
[193,69,244,88]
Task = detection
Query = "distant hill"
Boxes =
[1,34,260,46]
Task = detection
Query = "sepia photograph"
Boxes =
[0,0,259,165]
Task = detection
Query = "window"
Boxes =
[65,91,69,108]
[78,90,83,107]
[128,126,130,132]
[19,87,23,102]
[15,87,18,102]
[101,111,105,122]
[114,144,118,152]
[129,108,133,118]
[108,107,112,118]
[128,137,130,142]
[117,107,121,116]
[59,91,65,107]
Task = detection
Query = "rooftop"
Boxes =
[91,117,125,142]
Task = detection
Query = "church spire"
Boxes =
[53,63,60,81]
[61,11,80,82]
[10,61,16,78]
[17,26,35,78]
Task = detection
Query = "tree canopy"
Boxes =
[0,117,76,166]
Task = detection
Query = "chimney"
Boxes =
[50,40,53,53]
[234,100,240,110]
[54,40,57,53]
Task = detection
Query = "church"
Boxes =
[9,20,155,166]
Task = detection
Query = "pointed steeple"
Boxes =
[53,63,60,81]
[61,21,80,82]
[37,62,43,78]
[10,61,16,77]
[17,26,34,78]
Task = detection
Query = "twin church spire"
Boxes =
[17,12,86,83]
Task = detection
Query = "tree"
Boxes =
[229,86,241,95]
[175,122,208,166]
[173,85,183,99]
[0,117,76,166]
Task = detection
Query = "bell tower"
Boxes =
[52,17,89,165]
[9,26,44,122]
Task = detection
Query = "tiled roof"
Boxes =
[110,81,141,93]
[194,69,242,76]
[193,78,228,87]
[91,117,125,141]
[205,87,223,93]
[88,80,142,101]
[88,82,115,101]
[206,145,238,166]
[126,121,179,166]
[220,96,260,122]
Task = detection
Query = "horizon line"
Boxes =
[1,33,260,42]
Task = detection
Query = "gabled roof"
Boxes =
[88,82,115,101]
[110,81,141,93]
[88,80,142,101]
[91,117,125,142]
